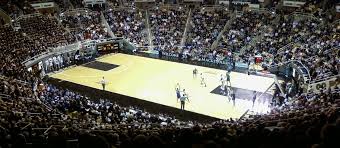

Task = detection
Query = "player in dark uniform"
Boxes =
[252,91,257,107]
[231,91,236,106]
[193,68,198,78]
[175,83,181,102]
[226,72,231,87]
[176,88,181,102]
[220,74,224,84]
[224,84,229,96]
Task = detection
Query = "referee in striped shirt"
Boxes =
[179,89,189,110]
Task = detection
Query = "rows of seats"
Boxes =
[70,0,85,9]
[0,25,44,81]
[61,10,110,41]
[104,8,148,47]
[1,4,337,81]
[219,10,274,54]
[108,0,120,7]
[149,7,188,51]
[186,8,229,50]
[251,15,339,80]
[12,0,36,15]
[0,77,338,148]
[18,15,76,48]
[0,3,339,148]
[0,0,22,19]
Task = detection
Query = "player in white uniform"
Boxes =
[219,74,225,94]
[220,74,225,85]
[200,73,206,87]
[220,83,225,95]
[175,83,181,91]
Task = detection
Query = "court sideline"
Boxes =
[51,53,275,119]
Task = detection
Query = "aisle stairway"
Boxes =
[145,10,153,50]
[239,27,265,55]
[210,11,236,50]
[0,8,12,24]
[100,11,115,38]
[180,8,192,47]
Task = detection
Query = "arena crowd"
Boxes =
[0,1,339,148]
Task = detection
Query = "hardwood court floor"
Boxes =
[51,53,274,119]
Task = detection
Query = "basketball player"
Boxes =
[220,74,224,85]
[200,73,207,87]
[100,77,106,90]
[220,74,225,95]
[175,83,181,91]
[228,88,232,102]
[193,68,198,78]
[252,91,257,107]
[175,83,181,102]
[226,72,231,87]
[247,55,255,75]
[220,83,225,95]
[224,83,229,96]
[231,91,236,107]
[180,89,189,110]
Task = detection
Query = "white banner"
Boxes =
[219,1,229,5]
[283,1,305,8]
[83,0,106,5]
[31,2,55,9]
[248,4,260,9]
[307,75,340,93]
[336,5,340,13]
[219,0,251,5]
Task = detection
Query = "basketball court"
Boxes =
[50,53,275,119]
